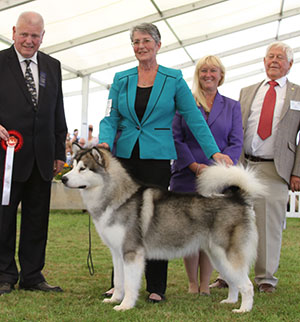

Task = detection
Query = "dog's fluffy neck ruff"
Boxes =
[84,157,141,215]
[107,161,141,209]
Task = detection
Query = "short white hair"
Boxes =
[266,41,293,62]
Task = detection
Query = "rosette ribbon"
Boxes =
[1,131,23,205]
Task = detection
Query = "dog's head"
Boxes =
[62,147,109,189]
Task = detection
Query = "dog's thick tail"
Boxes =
[196,163,267,199]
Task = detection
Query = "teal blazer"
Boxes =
[99,65,220,160]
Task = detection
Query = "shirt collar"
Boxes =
[263,76,287,88]
[14,46,38,65]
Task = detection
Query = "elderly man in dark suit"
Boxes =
[0,11,67,295]
[239,41,300,293]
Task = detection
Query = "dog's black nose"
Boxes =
[61,176,68,185]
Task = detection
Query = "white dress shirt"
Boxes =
[244,76,287,159]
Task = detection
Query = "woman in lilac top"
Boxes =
[170,55,243,295]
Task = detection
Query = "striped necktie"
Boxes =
[24,60,38,107]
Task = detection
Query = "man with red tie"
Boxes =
[239,42,300,293]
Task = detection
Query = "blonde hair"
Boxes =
[192,55,225,111]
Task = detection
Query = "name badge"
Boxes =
[290,100,300,111]
[105,99,112,117]
[39,71,47,88]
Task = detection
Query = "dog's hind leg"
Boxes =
[208,251,239,304]
[208,247,254,313]
[217,266,254,313]
[103,250,124,304]
[231,275,254,313]
[113,248,145,311]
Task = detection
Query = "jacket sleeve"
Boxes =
[99,73,121,150]
[221,100,243,164]
[54,61,68,162]
[172,111,196,171]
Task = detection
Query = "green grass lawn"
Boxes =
[0,211,299,321]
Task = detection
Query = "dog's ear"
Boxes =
[72,142,82,156]
[91,147,107,168]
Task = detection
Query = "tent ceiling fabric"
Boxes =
[0,0,300,91]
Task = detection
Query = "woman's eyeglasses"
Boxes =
[131,39,154,47]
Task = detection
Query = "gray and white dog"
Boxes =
[62,147,266,313]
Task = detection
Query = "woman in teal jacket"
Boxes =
[99,23,232,304]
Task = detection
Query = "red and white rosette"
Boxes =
[1,130,23,205]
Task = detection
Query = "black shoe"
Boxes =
[0,282,14,295]
[19,281,63,292]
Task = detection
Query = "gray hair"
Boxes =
[16,11,44,31]
[266,41,293,62]
[130,23,161,44]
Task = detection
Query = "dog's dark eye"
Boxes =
[79,167,86,171]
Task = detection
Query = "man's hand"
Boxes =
[290,175,300,192]
[53,160,65,177]
[0,125,9,141]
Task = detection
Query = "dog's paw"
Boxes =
[113,304,132,311]
[232,308,251,313]
[103,298,119,304]
[220,298,238,304]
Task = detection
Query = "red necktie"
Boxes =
[257,80,278,140]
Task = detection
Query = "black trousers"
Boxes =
[0,163,51,286]
[112,157,171,295]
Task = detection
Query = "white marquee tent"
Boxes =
[0,0,299,139]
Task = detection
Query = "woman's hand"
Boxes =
[98,142,110,150]
[212,152,233,166]
[189,162,208,176]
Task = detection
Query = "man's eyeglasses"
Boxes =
[131,39,154,47]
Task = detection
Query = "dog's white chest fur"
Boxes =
[92,206,125,250]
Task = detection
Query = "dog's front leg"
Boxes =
[220,283,239,304]
[113,249,145,311]
[103,250,124,304]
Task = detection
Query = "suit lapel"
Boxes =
[37,52,47,108]
[280,80,295,121]
[207,92,223,126]
[127,70,140,125]
[7,46,33,106]
[141,66,166,124]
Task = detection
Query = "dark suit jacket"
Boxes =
[0,46,67,182]
[239,80,300,184]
